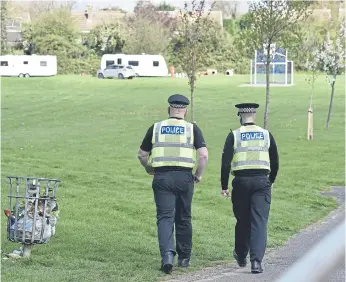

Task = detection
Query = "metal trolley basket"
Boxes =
[5,176,62,257]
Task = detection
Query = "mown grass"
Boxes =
[1,74,344,282]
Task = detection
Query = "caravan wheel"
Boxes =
[18,73,24,78]
[25,73,30,78]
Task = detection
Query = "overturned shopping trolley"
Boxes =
[5,176,62,257]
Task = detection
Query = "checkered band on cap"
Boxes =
[238,107,256,113]
[170,104,187,109]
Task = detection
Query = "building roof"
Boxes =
[5,7,223,35]
[158,10,223,27]
[71,10,126,32]
[70,9,223,31]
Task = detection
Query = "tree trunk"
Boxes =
[264,62,270,129]
[309,83,314,109]
[326,79,336,130]
[190,52,196,123]
[190,84,194,123]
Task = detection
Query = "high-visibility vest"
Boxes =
[231,125,271,174]
[150,119,196,168]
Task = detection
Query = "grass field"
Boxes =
[1,74,345,282]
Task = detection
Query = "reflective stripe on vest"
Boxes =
[151,157,195,163]
[150,119,195,168]
[231,125,270,174]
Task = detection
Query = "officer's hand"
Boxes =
[145,165,154,175]
[193,174,202,183]
[221,189,230,197]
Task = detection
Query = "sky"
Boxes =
[73,0,251,13]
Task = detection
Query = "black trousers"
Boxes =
[231,175,272,262]
[152,170,194,259]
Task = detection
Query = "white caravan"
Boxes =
[100,54,169,77]
[0,55,57,77]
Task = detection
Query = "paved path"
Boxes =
[163,186,345,282]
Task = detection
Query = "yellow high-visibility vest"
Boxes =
[231,125,271,174]
[150,119,195,168]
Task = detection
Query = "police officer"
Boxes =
[137,94,208,274]
[220,103,279,274]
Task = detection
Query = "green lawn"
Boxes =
[1,74,345,282]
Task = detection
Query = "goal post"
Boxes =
[250,44,294,85]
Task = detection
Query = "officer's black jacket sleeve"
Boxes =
[268,132,279,183]
[221,131,234,190]
[140,125,154,152]
[193,124,207,149]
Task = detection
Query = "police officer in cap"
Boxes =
[220,103,279,273]
[137,94,208,274]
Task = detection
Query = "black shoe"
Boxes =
[161,252,174,274]
[233,250,247,267]
[177,258,190,268]
[251,260,263,273]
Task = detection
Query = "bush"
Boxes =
[57,54,100,75]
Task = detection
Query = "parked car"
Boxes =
[97,64,136,79]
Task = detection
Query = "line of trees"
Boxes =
[3,0,343,77]
[1,0,344,128]
[2,0,241,75]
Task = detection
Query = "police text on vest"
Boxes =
[241,132,264,141]
[161,126,185,135]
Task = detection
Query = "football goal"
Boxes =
[250,44,294,85]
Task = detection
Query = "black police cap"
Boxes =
[168,94,190,109]
[235,103,259,115]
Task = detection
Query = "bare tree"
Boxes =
[175,0,216,123]
[240,0,312,129]
[27,0,76,20]
[123,18,171,54]
[123,4,177,55]
[212,0,238,19]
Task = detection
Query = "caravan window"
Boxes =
[0,61,8,66]
[128,61,139,66]
[153,61,159,67]
[117,58,122,64]
[40,61,47,67]
[23,61,28,65]
[106,60,114,67]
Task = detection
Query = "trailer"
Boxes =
[100,54,169,77]
[0,55,57,77]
